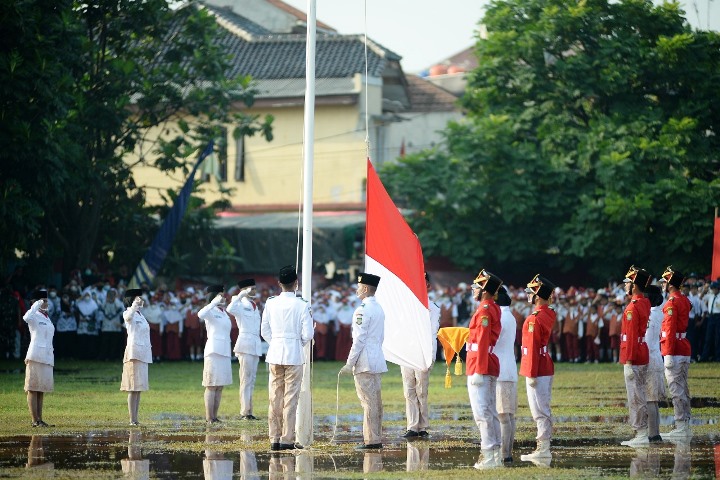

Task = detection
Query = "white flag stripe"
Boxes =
[366,256,433,371]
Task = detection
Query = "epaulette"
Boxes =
[432,302,439,308]
[549,305,556,311]
[532,311,539,316]
[267,295,277,300]
[631,299,637,303]
[482,304,489,309]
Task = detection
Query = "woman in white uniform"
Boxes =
[198,285,233,423]
[121,288,152,426]
[24,290,55,427]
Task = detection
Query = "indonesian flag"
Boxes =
[713,215,720,281]
[365,159,433,371]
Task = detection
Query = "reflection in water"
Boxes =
[204,434,233,480]
[523,456,552,468]
[239,432,259,480]
[406,443,429,471]
[629,447,660,478]
[269,453,295,479]
[671,439,691,480]
[26,435,54,473]
[363,452,383,473]
[121,430,149,480]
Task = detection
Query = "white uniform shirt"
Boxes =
[705,291,720,315]
[198,303,232,358]
[346,296,387,374]
[261,292,313,365]
[429,298,441,361]
[24,301,55,366]
[123,306,153,363]
[496,305,518,382]
[227,296,262,356]
[646,305,663,371]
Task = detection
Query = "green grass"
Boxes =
[0,360,718,478]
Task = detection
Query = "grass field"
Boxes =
[0,359,718,478]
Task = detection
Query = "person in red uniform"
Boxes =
[466,269,503,470]
[659,266,693,438]
[619,265,652,447]
[518,274,556,464]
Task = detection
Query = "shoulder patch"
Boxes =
[355,315,363,325]
[667,307,673,316]
[528,322,535,332]
[626,312,633,321]
[481,316,489,327]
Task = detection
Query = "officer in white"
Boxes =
[495,286,518,463]
[644,285,666,442]
[227,278,262,420]
[198,285,233,424]
[340,272,387,450]
[24,290,55,427]
[121,288,153,426]
[401,272,440,438]
[261,265,313,451]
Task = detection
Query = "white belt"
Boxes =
[273,335,298,340]
[621,334,645,343]
[661,331,686,339]
[468,343,494,353]
[522,346,547,355]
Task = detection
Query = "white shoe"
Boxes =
[473,449,500,469]
[663,420,692,438]
[520,440,552,461]
[621,429,649,447]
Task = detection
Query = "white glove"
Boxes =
[32,299,44,311]
[470,373,484,386]
[528,377,538,388]
[623,364,634,380]
[339,364,353,375]
[594,336,601,346]
[210,294,223,306]
[132,297,143,309]
[664,356,674,368]
[238,287,251,298]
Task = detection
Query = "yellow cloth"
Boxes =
[437,327,469,388]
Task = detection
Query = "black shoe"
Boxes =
[36,420,53,427]
[504,456,513,463]
[279,443,303,450]
[31,421,39,428]
[355,443,382,450]
[402,430,419,438]
[245,414,259,420]
[129,421,140,427]
[210,418,221,424]
[418,431,429,438]
[649,435,663,443]
[271,443,281,451]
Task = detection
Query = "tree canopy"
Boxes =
[380,0,720,283]
[0,0,272,285]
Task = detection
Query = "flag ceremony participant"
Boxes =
[400,272,441,438]
[227,278,262,420]
[198,285,233,424]
[24,290,55,427]
[519,274,556,464]
[659,266,693,438]
[495,286,518,463]
[121,288,152,426]
[340,272,387,450]
[644,285,666,442]
[619,266,652,446]
[261,265,314,451]
[466,270,503,469]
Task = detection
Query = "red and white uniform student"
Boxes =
[227,278,263,420]
[466,270,502,470]
[519,274,556,464]
[619,266,652,447]
[24,290,55,427]
[659,266,693,438]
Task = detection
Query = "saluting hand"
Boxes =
[339,364,353,375]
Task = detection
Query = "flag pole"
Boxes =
[296,0,316,449]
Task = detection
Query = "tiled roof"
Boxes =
[265,0,336,32]
[406,75,460,112]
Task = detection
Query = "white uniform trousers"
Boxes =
[467,375,500,450]
[237,353,259,416]
[354,372,383,445]
[664,356,691,422]
[526,375,553,440]
[624,364,648,430]
[268,364,303,444]
[406,443,429,471]
[400,365,430,432]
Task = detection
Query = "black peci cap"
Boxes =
[357,272,381,287]
[279,265,297,284]
[124,288,143,299]
[206,285,224,294]
[237,278,256,289]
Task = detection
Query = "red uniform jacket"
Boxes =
[660,293,691,357]
[619,294,650,365]
[466,299,501,377]
[519,304,555,378]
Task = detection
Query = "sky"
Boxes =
[282,0,719,74]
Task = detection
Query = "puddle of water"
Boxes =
[0,433,717,478]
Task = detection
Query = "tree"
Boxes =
[381,0,720,282]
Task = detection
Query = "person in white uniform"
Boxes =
[401,272,440,438]
[121,288,153,426]
[261,265,314,451]
[495,286,518,463]
[24,290,55,427]
[644,285,666,442]
[227,278,262,420]
[198,285,233,424]
[340,272,387,450]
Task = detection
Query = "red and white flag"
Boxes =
[365,159,433,371]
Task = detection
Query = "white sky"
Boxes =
[282,0,719,74]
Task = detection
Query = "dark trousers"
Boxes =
[701,314,720,361]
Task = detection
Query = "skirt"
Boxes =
[24,360,54,392]
[121,360,149,392]
[202,353,232,387]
